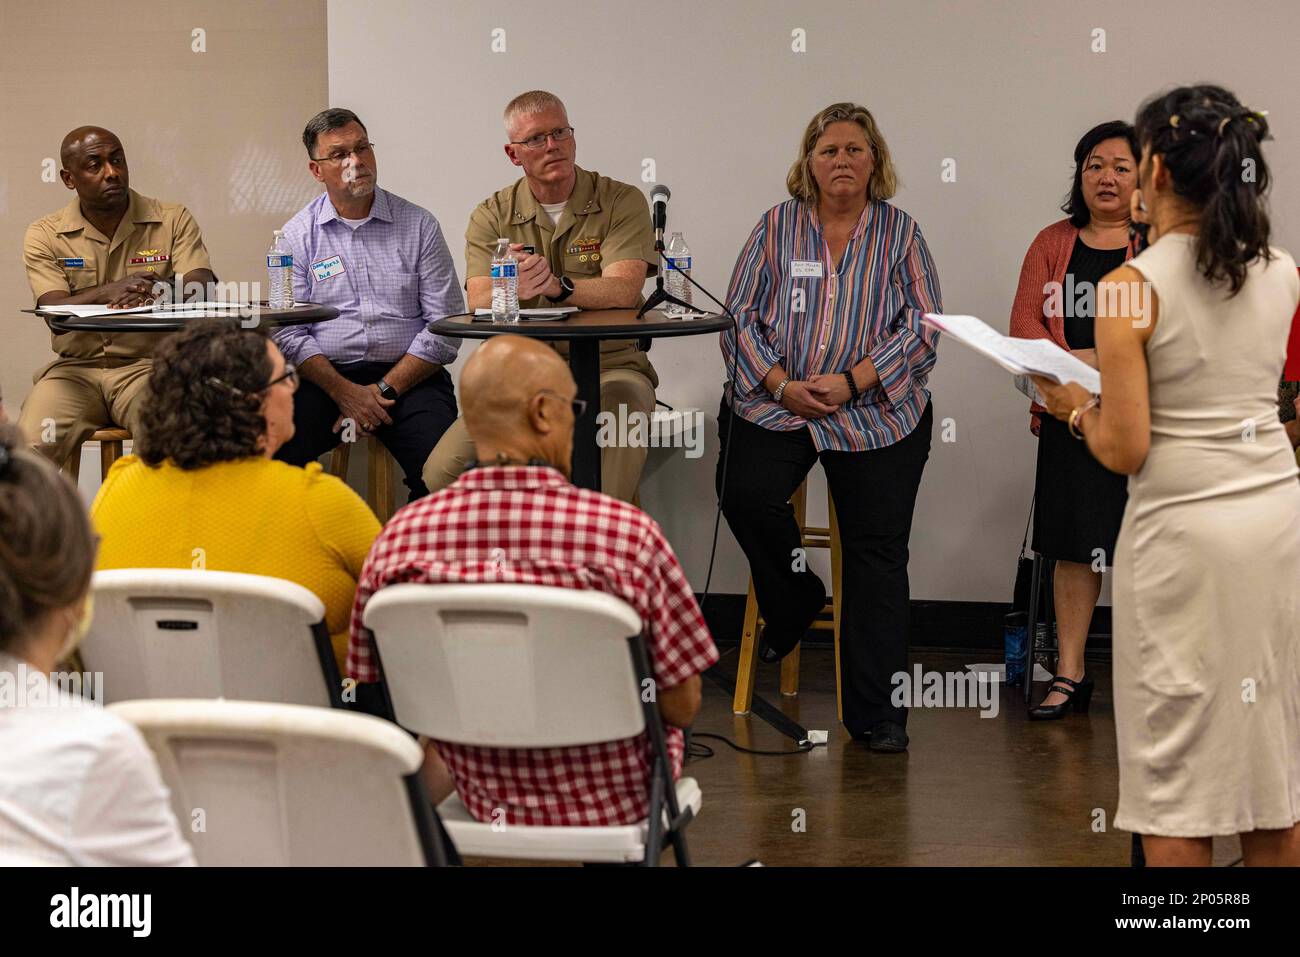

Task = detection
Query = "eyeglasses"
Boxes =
[311,142,376,165]
[208,362,298,396]
[539,389,586,418]
[266,363,299,392]
[510,127,575,151]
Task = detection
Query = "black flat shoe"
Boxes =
[1028,673,1094,720]
[756,585,825,664]
[757,626,783,664]
[867,720,909,753]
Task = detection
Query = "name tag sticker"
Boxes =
[791,260,824,278]
[58,258,87,269]
[311,255,344,282]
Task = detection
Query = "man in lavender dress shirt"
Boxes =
[272,108,463,500]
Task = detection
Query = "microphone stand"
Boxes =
[636,233,693,318]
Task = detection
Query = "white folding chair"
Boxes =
[363,583,701,866]
[82,569,342,708]
[110,699,446,866]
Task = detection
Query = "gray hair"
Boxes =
[503,91,567,137]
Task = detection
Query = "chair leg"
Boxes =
[733,579,762,714]
[1025,553,1044,703]
[829,495,843,723]
[368,438,394,523]
[640,760,666,867]
[100,439,122,479]
[779,644,801,696]
[328,442,351,479]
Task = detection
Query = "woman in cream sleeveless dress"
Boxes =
[1033,85,1300,865]
[1114,232,1300,839]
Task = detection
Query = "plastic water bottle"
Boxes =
[491,238,519,323]
[665,232,692,316]
[267,229,295,309]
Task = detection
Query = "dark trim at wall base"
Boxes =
[696,594,1113,653]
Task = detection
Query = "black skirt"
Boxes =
[1031,415,1128,565]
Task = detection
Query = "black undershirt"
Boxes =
[1062,237,1128,350]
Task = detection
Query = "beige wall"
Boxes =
[0,0,328,417]
[329,0,1300,600]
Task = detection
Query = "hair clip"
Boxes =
[1169,114,1181,128]
[1218,116,1232,136]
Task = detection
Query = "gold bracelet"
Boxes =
[1068,396,1100,440]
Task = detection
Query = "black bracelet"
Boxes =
[844,370,860,402]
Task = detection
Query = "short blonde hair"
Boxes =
[503,90,568,137]
[786,102,898,203]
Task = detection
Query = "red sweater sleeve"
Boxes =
[1009,224,1070,434]
[1009,232,1055,342]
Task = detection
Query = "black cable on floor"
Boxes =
[687,739,714,761]
[691,731,815,757]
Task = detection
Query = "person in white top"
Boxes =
[0,426,194,866]
[1034,84,1300,867]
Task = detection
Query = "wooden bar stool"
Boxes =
[733,479,843,721]
[66,427,131,483]
[328,435,396,523]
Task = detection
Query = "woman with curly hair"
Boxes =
[91,318,380,674]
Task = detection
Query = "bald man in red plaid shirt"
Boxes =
[347,335,718,827]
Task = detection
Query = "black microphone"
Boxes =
[650,184,671,247]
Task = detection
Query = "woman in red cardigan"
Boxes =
[1010,120,1139,720]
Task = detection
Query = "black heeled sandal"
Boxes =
[1028,674,1094,720]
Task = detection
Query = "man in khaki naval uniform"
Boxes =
[421,90,658,503]
[20,126,215,467]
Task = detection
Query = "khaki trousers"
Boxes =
[17,357,152,468]
[422,365,656,503]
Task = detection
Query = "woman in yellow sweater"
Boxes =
[92,319,380,675]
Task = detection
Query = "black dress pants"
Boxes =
[717,399,933,735]
[276,361,457,502]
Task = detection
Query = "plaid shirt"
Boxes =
[347,466,718,827]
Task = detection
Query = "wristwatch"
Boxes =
[375,379,398,401]
[548,275,575,303]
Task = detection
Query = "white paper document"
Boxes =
[472,306,579,321]
[40,302,251,318]
[922,313,1101,394]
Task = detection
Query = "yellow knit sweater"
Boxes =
[91,456,380,671]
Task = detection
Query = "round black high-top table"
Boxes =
[429,309,732,490]
[28,302,338,334]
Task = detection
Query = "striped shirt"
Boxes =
[722,199,942,450]
[271,187,463,368]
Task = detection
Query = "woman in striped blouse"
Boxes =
[718,102,942,753]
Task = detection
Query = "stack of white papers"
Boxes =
[41,302,253,318]
[472,307,578,321]
[923,313,1101,394]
